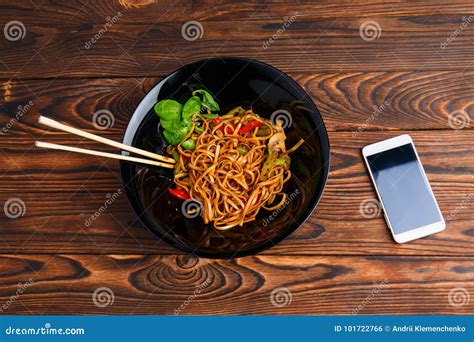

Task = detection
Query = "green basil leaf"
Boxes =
[163,128,185,145]
[160,119,181,131]
[192,89,220,111]
[154,99,182,121]
[163,120,191,144]
[182,96,202,121]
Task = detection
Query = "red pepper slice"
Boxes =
[212,118,228,133]
[169,188,190,200]
[239,120,263,134]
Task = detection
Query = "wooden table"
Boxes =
[0,0,473,315]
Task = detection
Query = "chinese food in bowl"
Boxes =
[154,89,304,230]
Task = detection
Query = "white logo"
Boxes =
[448,287,470,307]
[4,198,26,218]
[92,110,115,130]
[270,287,292,307]
[448,110,470,130]
[181,21,204,41]
[92,287,115,307]
[270,109,293,129]
[359,20,382,41]
[181,199,203,219]
[359,198,381,218]
[4,21,26,41]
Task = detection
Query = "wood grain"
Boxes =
[0,130,472,256]
[0,1,473,78]
[3,1,472,24]
[0,254,471,315]
[1,72,473,134]
[1,0,473,316]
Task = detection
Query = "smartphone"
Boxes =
[362,134,445,243]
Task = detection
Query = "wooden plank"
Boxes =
[1,72,473,134]
[0,254,471,314]
[0,130,472,255]
[3,1,472,24]
[0,2,473,78]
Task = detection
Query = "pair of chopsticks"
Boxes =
[35,116,175,168]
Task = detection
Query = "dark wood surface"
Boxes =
[0,0,473,315]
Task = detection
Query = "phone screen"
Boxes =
[366,143,442,234]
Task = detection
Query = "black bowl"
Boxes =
[120,58,330,258]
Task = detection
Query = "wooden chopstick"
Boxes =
[38,116,175,164]
[35,141,174,169]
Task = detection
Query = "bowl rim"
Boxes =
[120,57,331,259]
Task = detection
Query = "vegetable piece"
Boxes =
[212,118,221,125]
[239,120,264,134]
[182,139,196,150]
[160,119,181,131]
[267,119,286,153]
[192,89,220,111]
[182,96,202,122]
[236,146,248,155]
[163,125,189,145]
[274,156,290,168]
[201,113,219,119]
[256,126,270,136]
[155,89,222,146]
[171,150,179,162]
[154,100,182,121]
[169,188,190,200]
[226,106,245,116]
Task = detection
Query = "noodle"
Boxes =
[171,108,302,230]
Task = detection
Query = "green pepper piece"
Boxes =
[201,113,219,119]
[182,139,196,150]
[225,106,245,116]
[172,149,179,162]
